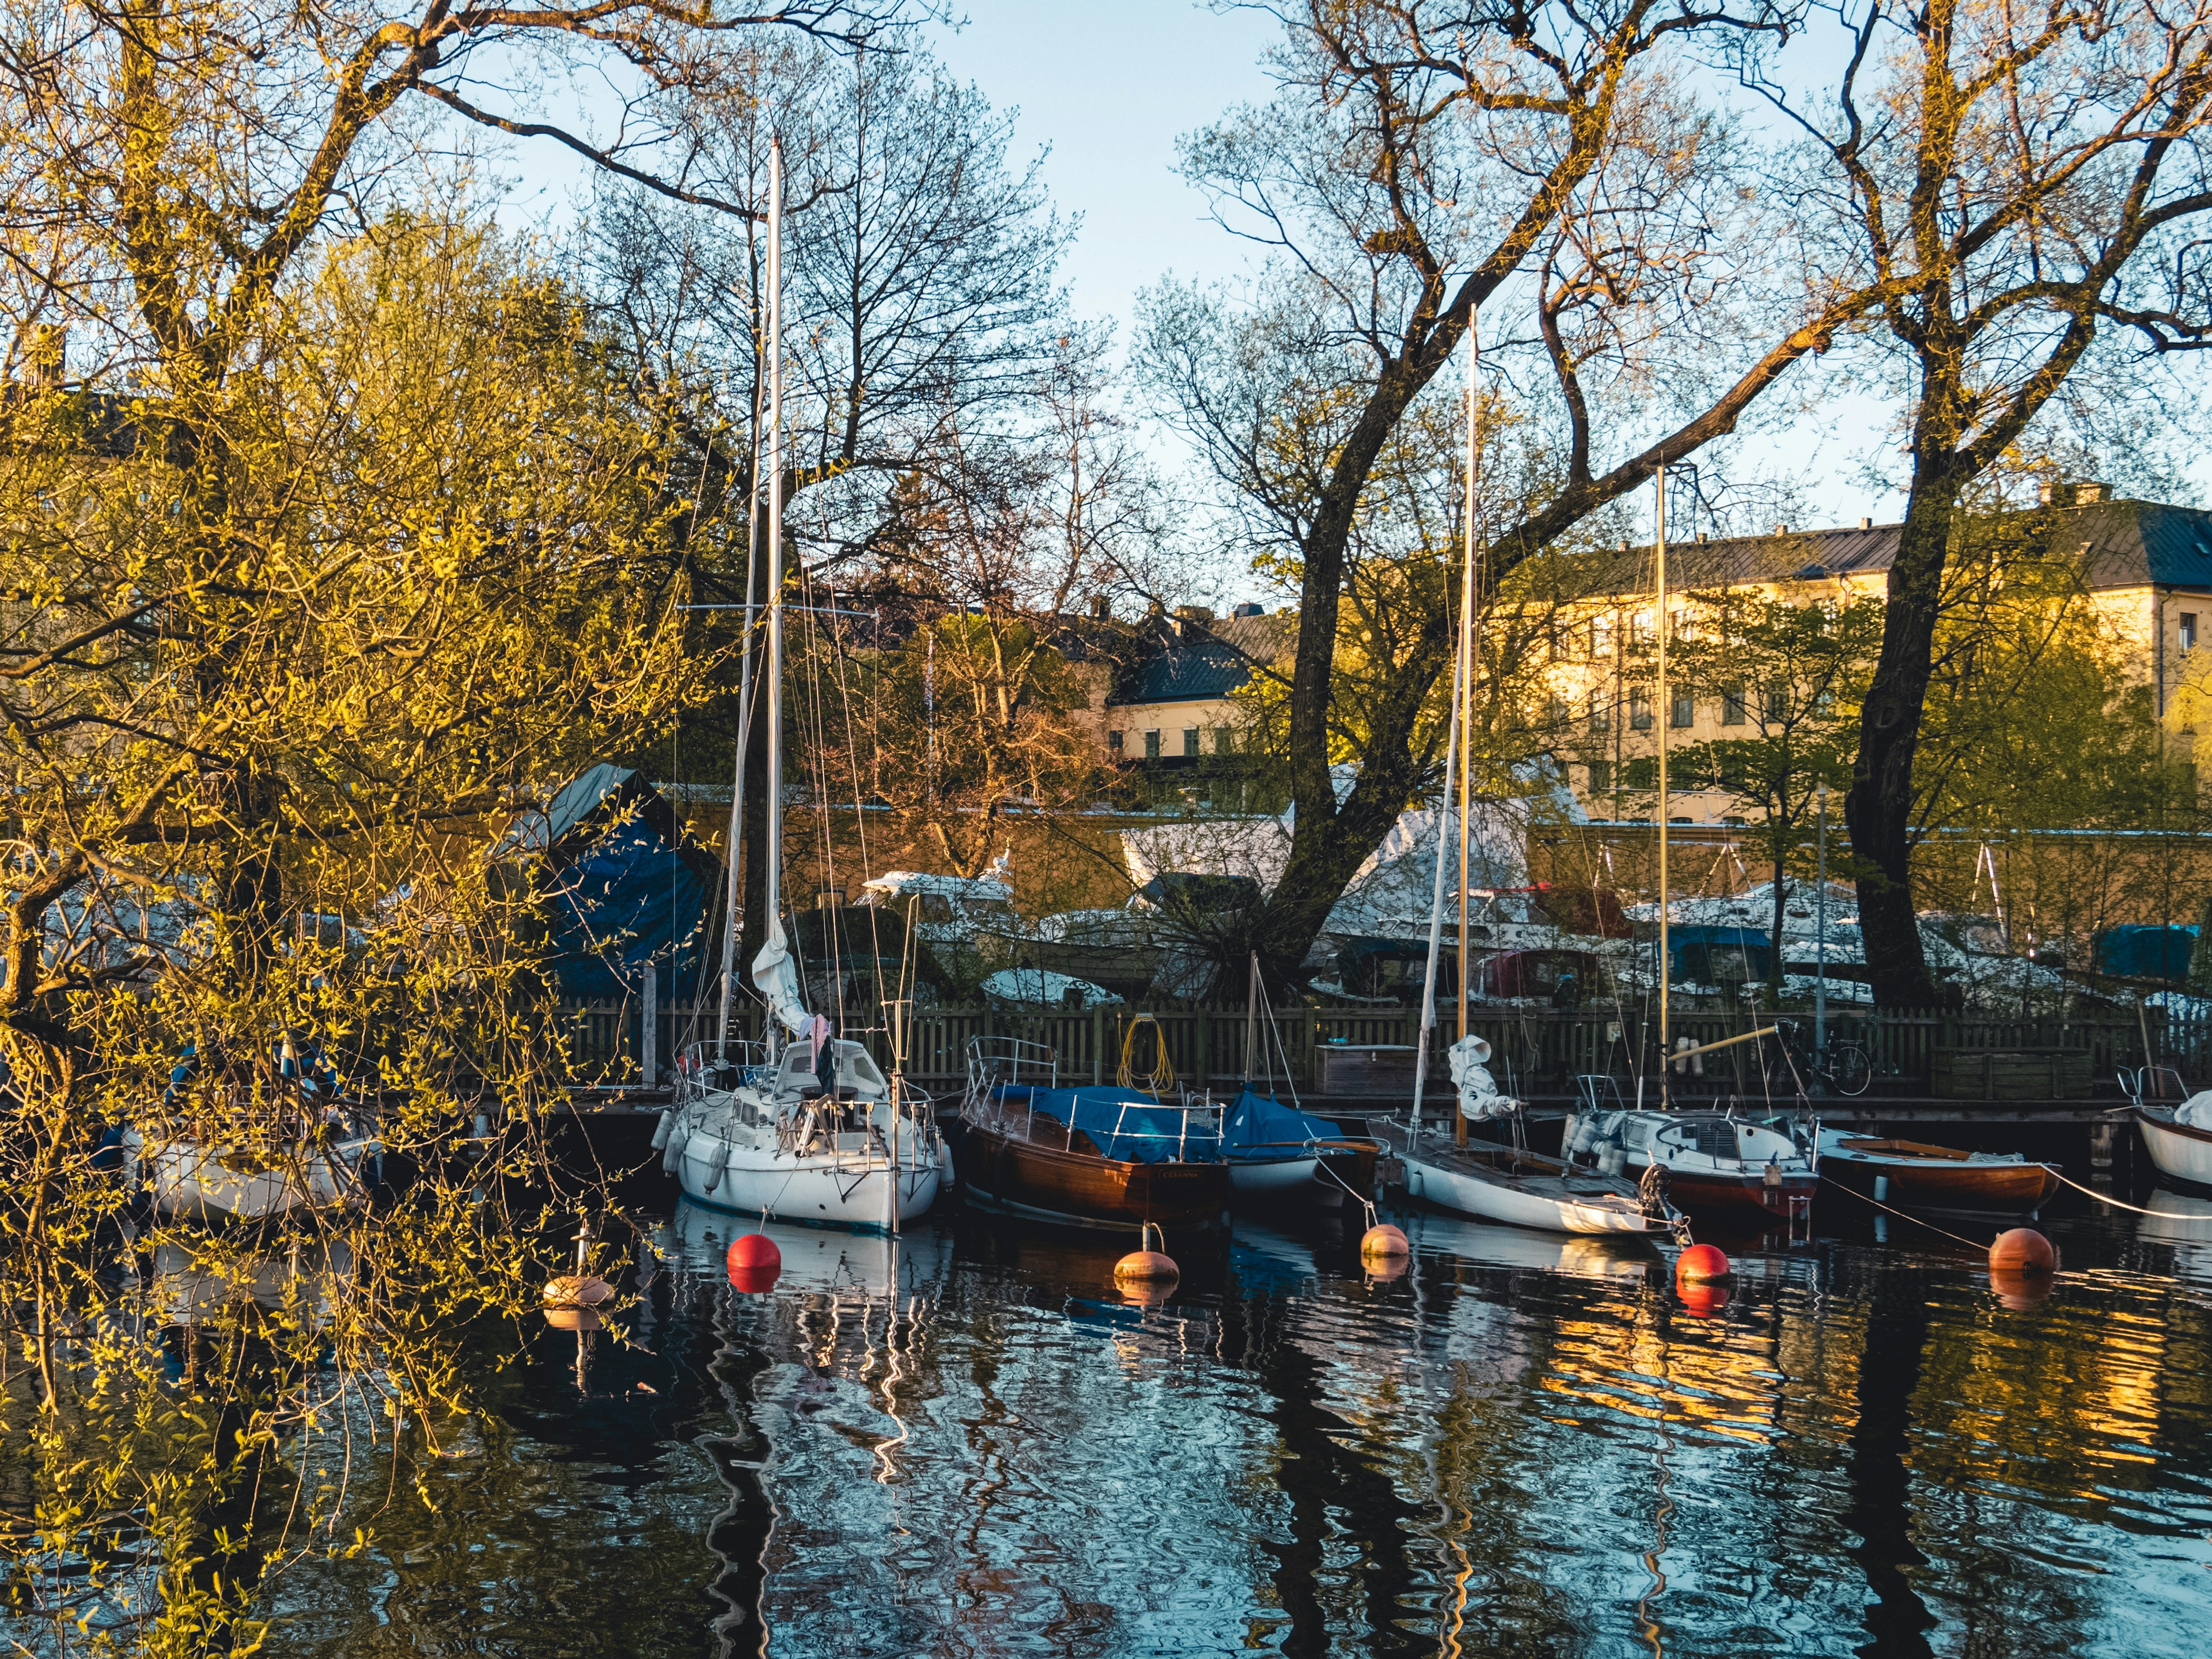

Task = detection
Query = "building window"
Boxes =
[1214,727,1236,756]
[1588,690,1610,734]
[1588,759,1612,793]
[1630,688,1653,730]
[1547,694,1570,730]
[1671,691,1694,728]
[1626,611,1651,648]
[1182,727,1200,757]
[2183,612,2198,651]
[1144,729,1161,760]
[1107,729,1124,755]
[1763,681,1789,722]
[1593,616,1615,658]
[1721,685,1745,726]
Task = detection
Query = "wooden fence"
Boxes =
[561,996,2211,1102]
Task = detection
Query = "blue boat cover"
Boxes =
[1220,1089,1340,1164]
[2093,923,2197,981]
[1004,1085,1224,1164]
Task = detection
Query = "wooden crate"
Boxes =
[1315,1044,1421,1096]
[1930,1049,2094,1101]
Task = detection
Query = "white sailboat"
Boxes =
[653,140,942,1233]
[1385,325,1669,1239]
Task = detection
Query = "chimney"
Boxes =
[2039,480,2062,506]
[1698,531,1709,543]
[1773,523,1790,536]
[2075,481,2111,504]
[1859,517,1872,530]
[1230,601,1263,618]
[1090,593,1110,621]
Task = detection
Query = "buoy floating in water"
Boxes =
[1359,1222,1410,1260]
[1675,1242,1731,1283]
[1114,1223,1179,1285]
[726,1233,783,1293]
[1988,1227,2056,1273]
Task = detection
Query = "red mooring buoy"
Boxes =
[1678,1279,1732,1319]
[1676,1242,1732,1283]
[1989,1227,2057,1273]
[727,1233,783,1293]
[1115,1222,1179,1285]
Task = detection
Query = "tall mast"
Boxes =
[717,265,768,1062]
[1410,581,1468,1152]
[1655,465,1670,1093]
[759,138,790,1051]
[1455,318,1478,1147]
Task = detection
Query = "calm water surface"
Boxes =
[279,1185,2212,1658]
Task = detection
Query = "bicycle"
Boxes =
[1765,1018,1872,1097]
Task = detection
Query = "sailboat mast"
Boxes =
[1410,596,1467,1152]
[1455,318,1478,1147]
[717,278,768,1062]
[1654,466,1670,1088]
[762,139,787,1046]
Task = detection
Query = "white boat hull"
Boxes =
[126,1131,377,1222]
[1403,1155,1660,1236]
[2138,1108,2212,1189]
[1228,1157,1324,1198]
[673,1134,941,1232]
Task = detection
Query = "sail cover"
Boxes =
[1220,1089,1341,1162]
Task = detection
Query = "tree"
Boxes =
[1668,588,1883,995]
[1745,0,2212,1004]
[1141,0,1883,988]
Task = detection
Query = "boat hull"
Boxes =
[960,1119,1230,1232]
[1819,1139,2059,1214]
[1228,1143,1379,1209]
[2138,1108,2212,1190]
[1652,1167,1819,1224]
[1403,1155,1661,1234]
[126,1131,377,1222]
[673,1137,941,1232]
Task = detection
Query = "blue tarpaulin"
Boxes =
[498,766,721,1001]
[2094,924,2198,981]
[1221,1089,1340,1163]
[1666,926,1774,983]
[1001,1085,1223,1164]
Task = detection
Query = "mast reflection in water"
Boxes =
[263,1198,2212,1658]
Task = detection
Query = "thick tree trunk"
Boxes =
[1846,479,1959,1007]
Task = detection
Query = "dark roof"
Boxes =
[1581,498,2212,597]
[1107,612,1291,709]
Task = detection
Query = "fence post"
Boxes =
[641,964,658,1086]
[1195,1004,1210,1090]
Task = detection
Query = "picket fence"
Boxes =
[559,997,2212,1103]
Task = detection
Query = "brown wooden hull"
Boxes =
[1821,1152,2059,1215]
[960,1118,1230,1232]
[1663,1169,1820,1224]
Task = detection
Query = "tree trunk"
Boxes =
[1846,467,1962,1008]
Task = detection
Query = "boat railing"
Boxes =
[673,1038,771,1105]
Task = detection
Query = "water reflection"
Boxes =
[233,1199,2212,1659]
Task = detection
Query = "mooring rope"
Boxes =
[1820,1176,1992,1251]
[2046,1170,2212,1221]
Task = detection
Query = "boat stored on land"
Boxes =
[1816,1129,2059,1214]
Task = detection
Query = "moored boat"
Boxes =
[1566,1101,1819,1225]
[1379,1120,1671,1236]
[958,1039,1229,1232]
[1220,1088,1380,1209]
[1816,1128,2059,1214]
[2137,1096,2212,1190]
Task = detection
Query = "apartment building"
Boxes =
[1543,489,2212,823]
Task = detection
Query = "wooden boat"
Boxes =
[2137,1101,2212,1190]
[1376,1122,1669,1237]
[959,1039,1229,1232]
[1817,1129,2059,1214]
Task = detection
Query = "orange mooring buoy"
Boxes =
[1988,1227,2057,1273]
[1676,1242,1731,1283]
[1360,1222,1410,1261]
[542,1273,614,1309]
[1677,1279,1731,1318]
[726,1233,783,1293]
[1115,1223,1179,1285]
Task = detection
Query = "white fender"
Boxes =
[703,1136,732,1195]
[650,1109,674,1152]
[662,1121,692,1176]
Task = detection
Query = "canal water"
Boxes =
[269,1187,2212,1658]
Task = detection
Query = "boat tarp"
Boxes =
[1220,1089,1340,1164]
[2093,923,2198,980]
[997,1085,1222,1164]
